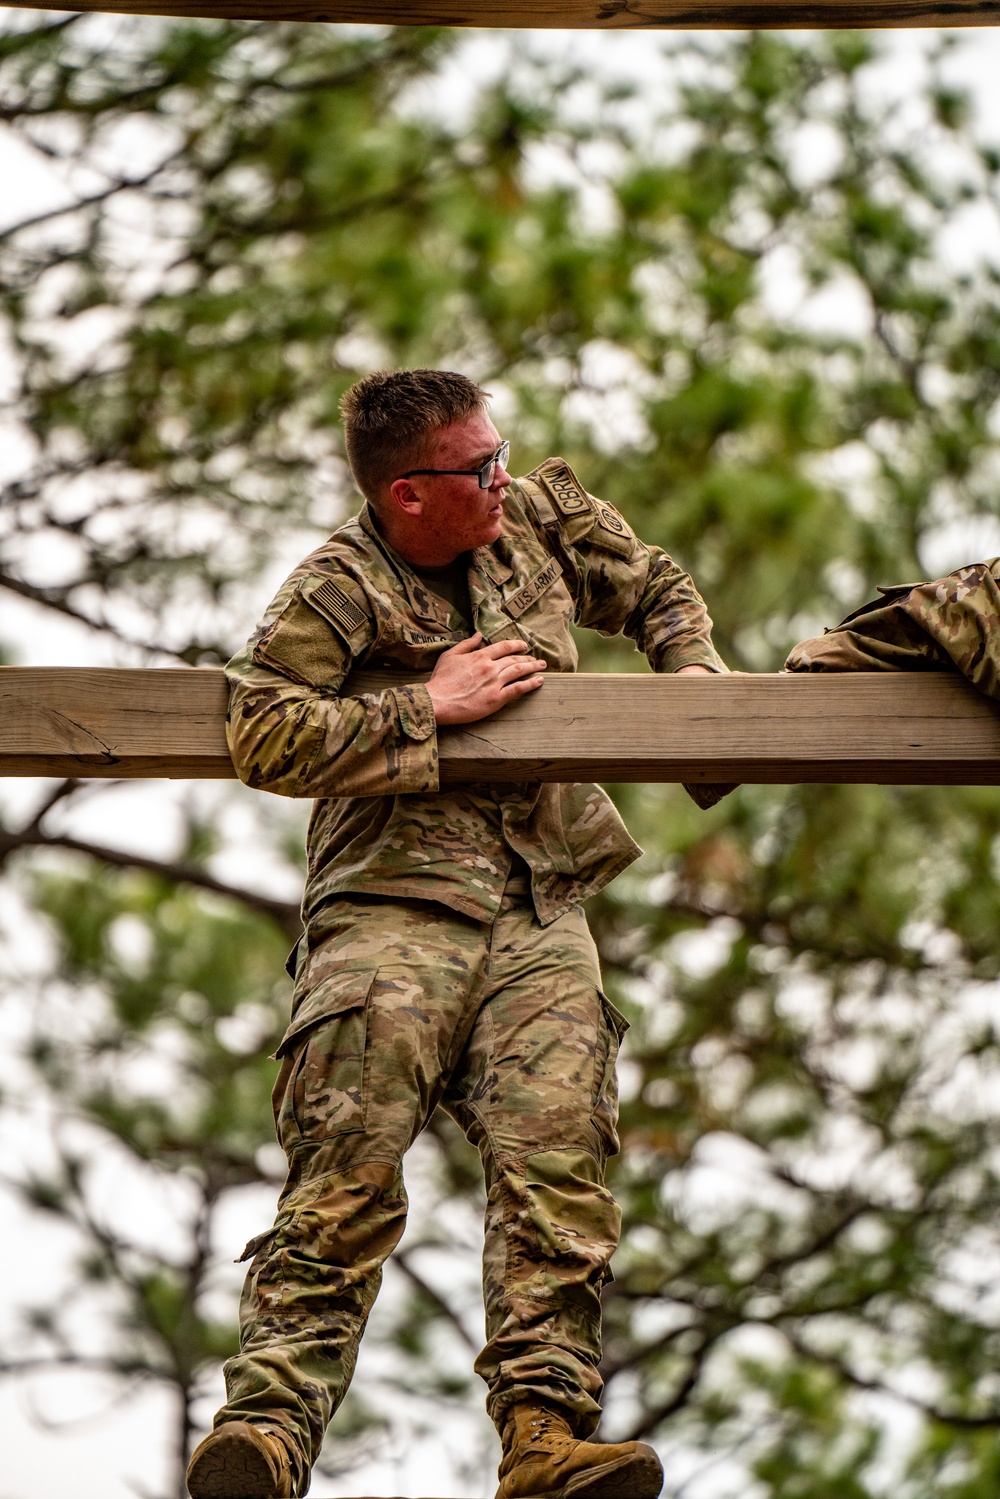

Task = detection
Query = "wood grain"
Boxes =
[0,667,233,780]
[1,0,997,25]
[436,670,1000,784]
[3,665,1000,784]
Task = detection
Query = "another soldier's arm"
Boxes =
[226,574,438,799]
[785,559,1000,699]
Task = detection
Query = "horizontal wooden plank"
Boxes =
[3,665,1000,784]
[435,671,1000,785]
[0,0,997,27]
[0,667,233,780]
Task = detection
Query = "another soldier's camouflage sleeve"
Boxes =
[785,558,1000,699]
[226,570,438,799]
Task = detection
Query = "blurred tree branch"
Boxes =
[3,14,1000,1499]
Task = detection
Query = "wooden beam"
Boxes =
[3,665,1000,785]
[0,0,996,27]
[0,667,233,781]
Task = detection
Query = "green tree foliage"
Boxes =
[3,14,1000,1499]
[10,862,287,1482]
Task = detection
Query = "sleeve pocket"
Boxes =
[252,589,354,690]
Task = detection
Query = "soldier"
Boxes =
[785,558,1000,695]
[186,369,728,1499]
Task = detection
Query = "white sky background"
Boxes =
[3,19,1000,1499]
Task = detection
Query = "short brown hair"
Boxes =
[339,368,489,505]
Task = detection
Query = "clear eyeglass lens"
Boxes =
[480,440,510,488]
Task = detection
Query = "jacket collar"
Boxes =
[359,502,440,623]
[475,544,515,588]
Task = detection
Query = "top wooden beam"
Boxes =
[0,0,996,27]
[3,665,1000,785]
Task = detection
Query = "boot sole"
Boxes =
[187,1428,286,1499]
[504,1444,665,1499]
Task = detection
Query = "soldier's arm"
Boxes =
[517,461,732,809]
[517,460,726,674]
[785,558,1000,699]
[622,549,728,675]
[226,572,438,799]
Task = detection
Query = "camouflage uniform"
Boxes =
[219,459,725,1486]
[785,558,1000,697]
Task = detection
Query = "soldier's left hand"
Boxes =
[427,633,547,725]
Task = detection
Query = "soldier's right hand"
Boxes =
[427,634,546,725]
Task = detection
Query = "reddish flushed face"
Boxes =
[388,411,512,564]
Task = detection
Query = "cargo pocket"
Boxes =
[592,992,629,1160]
[237,1226,279,1264]
[284,934,306,980]
[273,968,377,1153]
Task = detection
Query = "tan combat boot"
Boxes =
[186,1420,295,1499]
[496,1402,664,1499]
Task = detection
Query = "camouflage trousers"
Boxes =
[216,884,627,1489]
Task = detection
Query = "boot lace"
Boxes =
[526,1407,572,1444]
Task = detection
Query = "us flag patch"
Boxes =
[306,578,368,636]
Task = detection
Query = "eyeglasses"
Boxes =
[401,439,510,491]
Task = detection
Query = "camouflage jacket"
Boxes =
[226,458,726,928]
[785,558,1000,698]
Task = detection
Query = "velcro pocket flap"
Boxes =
[599,991,630,1043]
[276,965,377,1058]
[593,990,629,1159]
[254,591,350,689]
[253,575,372,689]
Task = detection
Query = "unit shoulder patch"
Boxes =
[532,458,593,519]
[592,502,637,560]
